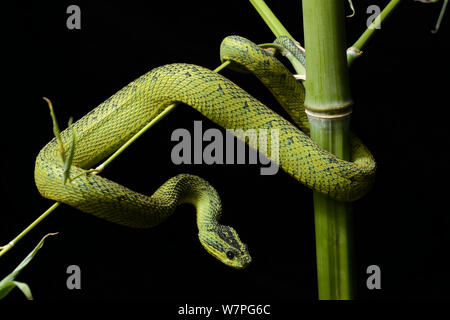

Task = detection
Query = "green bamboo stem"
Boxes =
[309,117,353,299]
[248,0,405,300]
[302,0,354,300]
[0,61,231,258]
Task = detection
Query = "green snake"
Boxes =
[34,36,376,269]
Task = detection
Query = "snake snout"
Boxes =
[198,226,251,269]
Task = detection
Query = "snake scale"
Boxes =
[34,36,376,269]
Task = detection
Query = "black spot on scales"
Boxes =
[327,157,340,164]
[117,195,128,201]
[280,126,290,133]
[217,227,240,250]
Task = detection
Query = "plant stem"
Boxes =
[302,0,354,300]
[258,43,306,76]
[94,103,178,173]
[309,118,353,299]
[348,0,403,66]
[0,61,231,258]
[431,0,448,33]
[250,0,403,70]
[249,0,295,39]
[0,202,60,258]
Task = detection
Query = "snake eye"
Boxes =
[226,250,235,260]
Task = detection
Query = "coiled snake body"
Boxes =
[35,36,375,269]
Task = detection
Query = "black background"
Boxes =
[1,0,449,306]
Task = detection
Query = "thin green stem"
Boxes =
[0,202,61,258]
[214,60,231,73]
[249,0,294,39]
[431,0,448,33]
[257,43,287,52]
[94,103,177,173]
[258,43,306,76]
[0,61,231,258]
[348,0,403,66]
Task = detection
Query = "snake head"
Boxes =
[198,225,251,269]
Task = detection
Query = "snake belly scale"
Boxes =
[34,36,376,269]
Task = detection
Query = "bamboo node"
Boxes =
[347,47,363,58]
[305,108,353,119]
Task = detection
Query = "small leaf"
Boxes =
[63,117,76,184]
[0,233,58,300]
[12,281,33,300]
[347,0,355,17]
[43,97,65,163]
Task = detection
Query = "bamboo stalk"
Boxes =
[309,118,353,299]
[302,0,354,300]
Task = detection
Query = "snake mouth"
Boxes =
[234,255,252,269]
[198,234,251,269]
[224,256,252,269]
